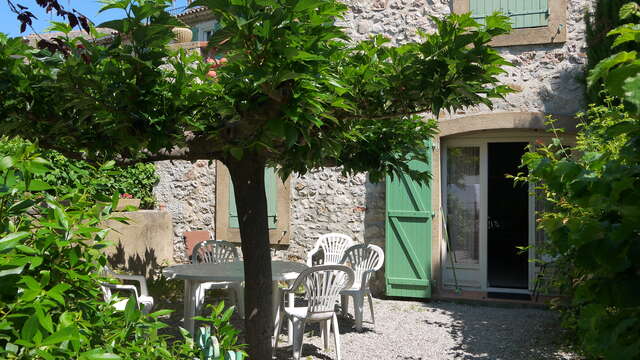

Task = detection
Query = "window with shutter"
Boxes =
[229,168,278,229]
[215,161,290,245]
[453,0,565,46]
[470,0,548,29]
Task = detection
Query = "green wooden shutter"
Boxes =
[229,168,277,229]
[191,27,198,41]
[470,0,548,29]
[385,144,433,298]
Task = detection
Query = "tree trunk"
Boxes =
[226,155,273,359]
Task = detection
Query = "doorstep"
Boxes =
[433,288,554,309]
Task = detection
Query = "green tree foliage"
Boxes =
[0,138,158,208]
[0,143,243,359]
[0,0,514,356]
[520,5,640,358]
[585,0,640,104]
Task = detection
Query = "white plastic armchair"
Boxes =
[100,268,154,314]
[274,265,354,360]
[306,233,354,267]
[339,244,384,331]
[191,240,245,318]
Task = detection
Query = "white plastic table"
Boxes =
[163,260,307,336]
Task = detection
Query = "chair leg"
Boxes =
[194,283,206,316]
[321,319,330,350]
[291,318,306,360]
[273,305,285,348]
[366,292,375,326]
[231,283,245,319]
[340,294,349,317]
[331,313,342,360]
[353,295,364,332]
[287,291,295,346]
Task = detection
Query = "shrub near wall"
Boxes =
[0,141,244,359]
[520,5,640,357]
[0,137,158,208]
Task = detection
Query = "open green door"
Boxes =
[385,145,433,298]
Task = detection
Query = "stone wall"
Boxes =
[339,0,590,116]
[153,160,216,263]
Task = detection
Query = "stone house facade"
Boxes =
[156,0,592,298]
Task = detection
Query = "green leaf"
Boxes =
[42,326,76,345]
[36,307,54,333]
[620,2,640,19]
[148,309,173,318]
[588,51,638,89]
[124,295,139,322]
[0,266,24,278]
[0,156,14,171]
[21,276,42,291]
[8,200,36,215]
[98,0,130,13]
[21,314,39,341]
[80,349,121,360]
[229,147,243,160]
[0,232,30,252]
[25,179,53,191]
[293,0,323,12]
[623,74,640,111]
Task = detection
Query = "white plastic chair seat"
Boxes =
[284,306,337,322]
[340,285,365,293]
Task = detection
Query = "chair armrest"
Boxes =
[111,274,149,296]
[101,282,140,300]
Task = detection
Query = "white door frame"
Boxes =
[441,135,537,293]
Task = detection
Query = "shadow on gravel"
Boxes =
[421,302,573,360]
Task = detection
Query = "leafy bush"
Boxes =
[0,144,241,359]
[194,302,247,360]
[520,6,640,358]
[0,137,158,208]
[585,0,640,104]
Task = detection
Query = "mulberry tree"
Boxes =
[0,0,513,357]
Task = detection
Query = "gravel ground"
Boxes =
[158,291,578,360]
[271,298,578,360]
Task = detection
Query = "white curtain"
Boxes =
[446,147,480,264]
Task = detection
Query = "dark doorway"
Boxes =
[487,142,529,289]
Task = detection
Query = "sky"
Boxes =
[0,0,189,37]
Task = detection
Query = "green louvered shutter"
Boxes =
[229,168,277,229]
[191,27,198,41]
[384,144,433,298]
[470,0,548,29]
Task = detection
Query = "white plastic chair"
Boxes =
[306,233,354,266]
[100,268,154,314]
[339,244,384,331]
[274,265,355,360]
[191,240,245,318]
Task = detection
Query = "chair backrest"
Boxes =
[291,265,354,315]
[340,244,384,289]
[307,233,354,266]
[192,240,239,264]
